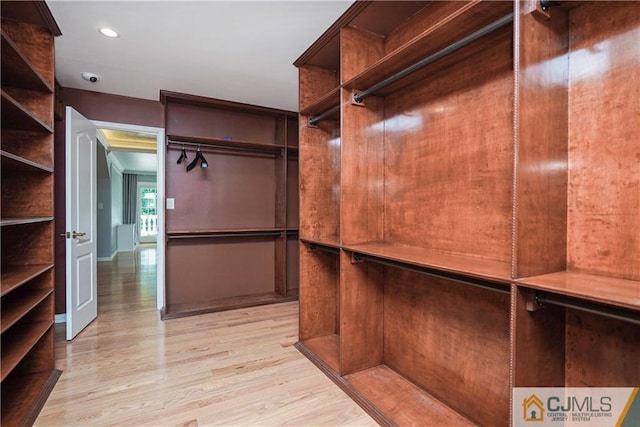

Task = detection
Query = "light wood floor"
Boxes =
[36,245,375,426]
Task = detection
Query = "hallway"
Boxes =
[36,246,374,426]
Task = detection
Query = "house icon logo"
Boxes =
[523,394,545,421]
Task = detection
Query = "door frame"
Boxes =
[91,120,166,311]
[136,181,158,244]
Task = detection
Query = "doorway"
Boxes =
[92,120,165,310]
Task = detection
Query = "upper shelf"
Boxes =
[516,271,640,312]
[1,90,53,133]
[300,87,340,117]
[1,150,53,173]
[343,241,512,285]
[1,30,53,93]
[342,1,513,96]
[167,135,284,154]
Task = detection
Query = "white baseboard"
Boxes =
[55,313,67,324]
[97,250,118,262]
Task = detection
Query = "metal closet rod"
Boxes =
[308,105,340,127]
[167,140,281,156]
[308,12,514,125]
[352,252,510,294]
[168,231,283,239]
[535,292,640,326]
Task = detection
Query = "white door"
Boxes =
[65,107,97,340]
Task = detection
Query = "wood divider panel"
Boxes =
[514,5,569,278]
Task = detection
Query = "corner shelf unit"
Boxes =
[1,2,62,425]
[161,91,299,318]
[296,1,640,425]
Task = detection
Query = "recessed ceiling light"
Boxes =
[98,27,119,38]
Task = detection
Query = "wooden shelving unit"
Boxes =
[296,1,639,425]
[161,91,299,318]
[1,2,61,425]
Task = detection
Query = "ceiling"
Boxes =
[98,128,157,174]
[46,1,352,112]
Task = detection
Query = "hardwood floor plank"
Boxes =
[36,246,375,426]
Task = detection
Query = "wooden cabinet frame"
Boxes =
[296,1,639,425]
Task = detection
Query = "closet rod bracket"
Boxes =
[350,91,365,107]
[351,253,364,264]
[534,0,552,20]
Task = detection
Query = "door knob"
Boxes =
[60,231,86,239]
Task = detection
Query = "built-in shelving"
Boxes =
[162,91,299,318]
[1,3,60,424]
[296,1,638,424]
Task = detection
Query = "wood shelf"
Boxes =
[344,241,511,284]
[162,292,297,319]
[1,149,53,173]
[302,335,340,373]
[346,365,475,426]
[1,30,53,93]
[300,236,341,250]
[342,1,513,96]
[516,271,640,312]
[1,90,53,133]
[0,217,54,227]
[167,134,284,154]
[1,289,52,334]
[0,264,53,297]
[167,228,284,239]
[1,320,52,381]
[300,86,340,117]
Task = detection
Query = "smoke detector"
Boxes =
[81,72,100,83]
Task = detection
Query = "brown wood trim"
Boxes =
[33,1,62,36]
[162,295,298,320]
[294,341,396,427]
[293,1,372,67]
[160,90,296,117]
